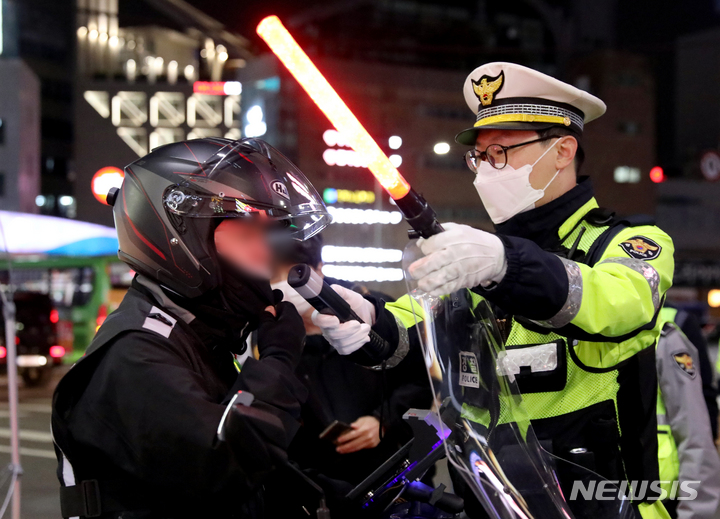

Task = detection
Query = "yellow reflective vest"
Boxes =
[385,193,674,516]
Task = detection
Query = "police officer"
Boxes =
[313,63,675,518]
[52,138,332,518]
[655,309,720,518]
[661,305,719,441]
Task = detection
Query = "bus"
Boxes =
[0,210,130,363]
[6,256,133,362]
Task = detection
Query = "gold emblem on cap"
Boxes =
[471,71,504,107]
[563,116,571,126]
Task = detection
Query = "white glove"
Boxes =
[409,222,507,297]
[311,284,376,356]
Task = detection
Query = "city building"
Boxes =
[73,0,250,227]
[652,27,720,315]
[4,0,75,215]
[0,59,41,214]
[240,55,474,295]
[567,51,657,216]
[240,49,656,296]
[69,1,665,299]
[675,27,720,179]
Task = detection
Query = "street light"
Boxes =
[244,105,267,138]
[434,142,450,154]
[708,289,720,308]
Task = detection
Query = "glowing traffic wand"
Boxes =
[256,15,443,238]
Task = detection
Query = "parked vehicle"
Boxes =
[0,292,68,386]
[4,256,132,362]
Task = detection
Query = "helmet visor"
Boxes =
[163,138,331,240]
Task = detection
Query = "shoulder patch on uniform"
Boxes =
[619,236,661,261]
[142,306,177,338]
[672,351,696,379]
[459,351,480,388]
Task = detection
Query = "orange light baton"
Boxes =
[257,15,443,238]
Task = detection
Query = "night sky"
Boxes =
[179,0,720,53]
[184,0,322,48]
[179,0,720,171]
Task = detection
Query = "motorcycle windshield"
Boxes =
[401,241,637,519]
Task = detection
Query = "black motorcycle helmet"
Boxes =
[108,138,332,298]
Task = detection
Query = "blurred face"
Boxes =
[214,219,273,280]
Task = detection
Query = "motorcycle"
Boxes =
[344,241,636,519]
[285,242,638,519]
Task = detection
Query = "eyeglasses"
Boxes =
[465,136,555,171]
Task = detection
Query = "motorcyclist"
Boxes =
[51,138,332,519]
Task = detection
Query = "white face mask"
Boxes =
[270,280,313,316]
[472,139,561,224]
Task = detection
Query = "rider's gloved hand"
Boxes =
[257,301,306,369]
[311,285,376,356]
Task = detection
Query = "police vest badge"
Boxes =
[619,236,661,260]
[672,351,696,378]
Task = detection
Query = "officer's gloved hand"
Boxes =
[311,284,376,356]
[257,301,305,369]
[409,222,507,297]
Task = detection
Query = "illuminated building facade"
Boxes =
[2,0,73,215]
[650,29,720,314]
[0,60,41,214]
[240,55,474,294]
[240,51,656,295]
[72,0,250,226]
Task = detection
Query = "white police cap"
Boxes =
[456,62,607,145]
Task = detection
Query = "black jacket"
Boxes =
[52,279,308,519]
[289,327,432,485]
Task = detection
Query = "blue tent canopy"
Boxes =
[0,211,118,257]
